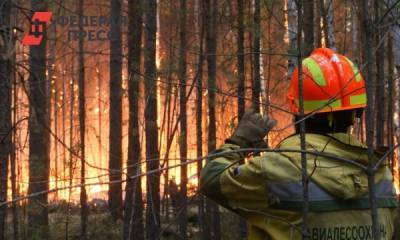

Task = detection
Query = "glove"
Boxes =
[227,109,277,149]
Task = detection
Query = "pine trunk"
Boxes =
[252,0,261,112]
[78,0,88,238]
[144,0,160,238]
[319,0,335,49]
[10,8,18,238]
[351,2,360,60]
[109,0,123,220]
[374,0,385,147]
[237,0,245,120]
[178,0,188,238]
[303,0,314,55]
[123,0,144,238]
[0,1,11,238]
[287,0,297,79]
[195,0,205,237]
[205,0,221,239]
[27,0,50,238]
[361,0,380,239]
[11,81,18,240]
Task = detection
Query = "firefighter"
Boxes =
[200,48,398,239]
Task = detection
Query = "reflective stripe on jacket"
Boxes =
[200,133,398,240]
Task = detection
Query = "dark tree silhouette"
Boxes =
[144,0,160,239]
[27,0,50,238]
[0,1,12,239]
[108,0,123,220]
[205,0,221,239]
[237,0,245,120]
[178,0,188,238]
[252,0,261,112]
[78,0,88,238]
[124,0,144,238]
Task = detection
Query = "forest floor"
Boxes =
[6,202,400,239]
[5,201,244,240]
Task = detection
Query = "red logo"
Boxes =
[22,12,52,46]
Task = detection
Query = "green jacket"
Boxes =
[200,133,398,240]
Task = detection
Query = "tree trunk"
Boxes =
[385,5,400,232]
[351,2,360,60]
[178,0,188,238]
[0,1,12,238]
[26,5,50,240]
[361,0,380,239]
[10,7,18,238]
[303,0,314,55]
[319,0,335,49]
[144,0,160,239]
[205,0,221,239]
[252,0,261,112]
[27,0,50,238]
[237,0,245,120]
[109,0,123,220]
[295,1,309,238]
[195,0,206,237]
[123,0,144,239]
[387,33,395,174]
[374,0,385,147]
[11,80,18,240]
[78,0,88,238]
[287,0,297,80]
[388,1,400,74]
[62,65,67,194]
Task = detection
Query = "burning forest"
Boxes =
[0,0,400,239]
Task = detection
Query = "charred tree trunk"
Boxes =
[195,0,205,237]
[178,0,188,238]
[237,0,245,120]
[78,0,88,238]
[287,0,297,79]
[252,0,260,112]
[374,0,385,147]
[205,0,221,239]
[144,0,160,239]
[0,1,12,239]
[27,0,50,238]
[124,0,144,239]
[303,0,314,55]
[314,0,322,48]
[295,1,309,238]
[109,0,123,220]
[361,0,380,239]
[11,70,18,240]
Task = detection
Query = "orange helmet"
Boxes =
[287,48,366,114]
